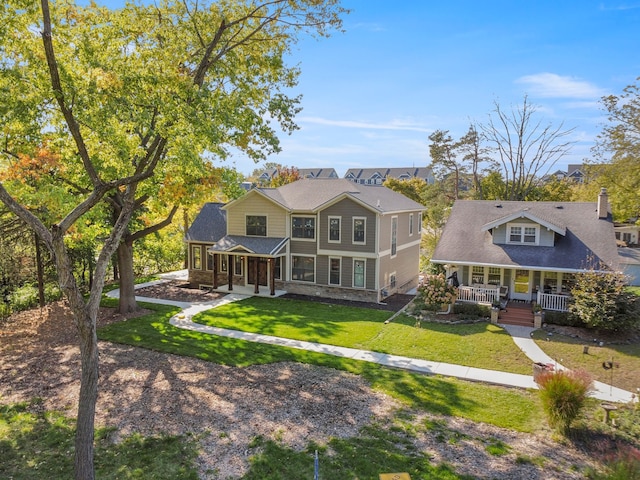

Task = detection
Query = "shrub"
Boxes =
[543,310,583,327]
[416,274,457,312]
[453,303,490,318]
[569,270,640,331]
[537,369,593,435]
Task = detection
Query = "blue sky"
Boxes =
[99,1,640,177]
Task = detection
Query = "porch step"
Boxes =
[498,302,534,327]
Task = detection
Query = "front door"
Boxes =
[512,269,531,302]
[248,257,268,286]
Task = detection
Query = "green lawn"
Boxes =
[98,300,543,432]
[0,401,199,480]
[531,329,640,392]
[193,296,534,375]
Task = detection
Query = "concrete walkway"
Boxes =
[107,274,635,403]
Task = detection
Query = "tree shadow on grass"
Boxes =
[0,401,199,480]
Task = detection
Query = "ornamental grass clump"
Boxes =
[537,369,593,435]
[417,274,457,312]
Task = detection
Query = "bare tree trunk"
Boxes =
[75,313,99,480]
[35,232,45,308]
[116,239,139,314]
[50,230,100,480]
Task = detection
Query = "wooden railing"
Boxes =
[457,285,500,304]
[537,292,570,312]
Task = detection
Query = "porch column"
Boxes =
[227,254,233,291]
[269,258,275,296]
[212,253,218,289]
[254,257,259,294]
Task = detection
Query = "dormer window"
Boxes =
[507,223,539,245]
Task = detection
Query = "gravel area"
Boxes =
[0,283,600,479]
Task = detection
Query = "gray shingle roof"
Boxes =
[209,236,288,255]
[257,178,424,213]
[185,203,226,243]
[432,200,619,272]
[344,167,433,181]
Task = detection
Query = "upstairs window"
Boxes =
[329,217,341,242]
[507,223,539,245]
[353,217,366,244]
[292,216,315,239]
[391,217,398,256]
[246,215,267,236]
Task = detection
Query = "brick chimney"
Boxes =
[597,188,609,219]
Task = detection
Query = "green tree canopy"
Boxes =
[593,79,640,221]
[0,1,345,478]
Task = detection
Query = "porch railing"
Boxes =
[537,292,570,312]
[457,285,499,304]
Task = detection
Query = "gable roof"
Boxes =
[185,203,227,243]
[432,200,619,272]
[229,178,425,214]
[343,167,433,181]
[480,208,566,236]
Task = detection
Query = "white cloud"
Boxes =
[515,73,606,99]
[298,116,432,133]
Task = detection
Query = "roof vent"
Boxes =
[495,204,502,208]
[376,199,381,208]
[555,205,564,209]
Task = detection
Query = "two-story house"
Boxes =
[344,167,434,185]
[186,178,425,302]
[431,189,619,312]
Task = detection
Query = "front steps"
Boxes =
[498,302,534,327]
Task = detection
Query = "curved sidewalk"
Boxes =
[108,279,635,403]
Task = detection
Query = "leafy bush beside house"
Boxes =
[415,274,457,312]
[569,270,640,331]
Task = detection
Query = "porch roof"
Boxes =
[208,235,288,256]
[432,200,619,271]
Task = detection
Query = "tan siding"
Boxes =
[227,194,287,236]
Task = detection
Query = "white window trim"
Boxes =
[353,258,366,289]
[234,256,244,276]
[390,216,398,258]
[291,254,316,283]
[328,256,341,286]
[506,222,539,245]
[245,214,268,237]
[409,213,414,236]
[328,216,341,244]
[390,272,397,290]
[352,216,367,245]
[291,215,316,241]
[220,254,228,273]
[191,245,202,270]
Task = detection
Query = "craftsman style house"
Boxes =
[186,178,425,302]
[431,189,619,312]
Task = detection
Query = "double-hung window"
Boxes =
[329,257,341,285]
[292,216,315,239]
[328,217,341,243]
[353,217,366,244]
[291,255,315,282]
[246,215,267,236]
[391,217,398,257]
[191,246,202,270]
[507,223,539,245]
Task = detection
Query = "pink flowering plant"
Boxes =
[417,274,457,312]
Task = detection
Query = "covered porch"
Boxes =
[445,264,575,312]
[207,235,288,297]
